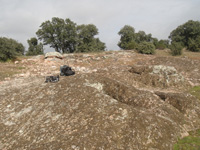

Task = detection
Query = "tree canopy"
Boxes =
[36,17,106,53]
[118,25,155,50]
[118,25,135,50]
[76,24,105,52]
[169,20,200,52]
[26,37,44,56]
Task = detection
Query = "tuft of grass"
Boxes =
[173,129,200,150]
[189,86,200,101]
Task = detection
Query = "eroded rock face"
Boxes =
[0,74,200,150]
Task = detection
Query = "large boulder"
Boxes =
[45,52,63,59]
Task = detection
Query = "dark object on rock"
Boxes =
[60,65,75,76]
[45,75,59,83]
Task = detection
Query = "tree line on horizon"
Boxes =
[1,18,200,61]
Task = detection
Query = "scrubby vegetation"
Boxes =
[137,42,155,55]
[118,20,200,56]
[170,42,183,56]
[117,25,156,51]
[0,37,25,62]
[155,40,169,50]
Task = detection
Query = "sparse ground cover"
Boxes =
[155,49,200,60]
[0,62,26,81]
[190,86,200,101]
[173,129,200,150]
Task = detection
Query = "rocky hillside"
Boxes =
[0,51,200,150]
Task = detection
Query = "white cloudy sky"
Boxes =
[0,0,200,52]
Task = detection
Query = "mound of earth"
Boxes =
[0,51,200,149]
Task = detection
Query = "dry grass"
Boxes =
[155,49,200,60]
[0,59,26,81]
[182,50,200,60]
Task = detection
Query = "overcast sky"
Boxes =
[0,0,200,52]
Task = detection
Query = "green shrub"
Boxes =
[0,38,18,61]
[156,43,166,50]
[156,40,168,50]
[137,42,155,54]
[127,41,137,50]
[0,37,25,61]
[169,20,200,52]
[170,42,183,56]
[188,37,200,52]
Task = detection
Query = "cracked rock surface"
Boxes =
[0,51,200,150]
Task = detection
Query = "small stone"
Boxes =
[19,130,23,133]
[15,61,19,64]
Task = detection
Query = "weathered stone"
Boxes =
[129,64,190,90]
[45,52,63,59]
[14,61,19,64]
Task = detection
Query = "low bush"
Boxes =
[170,42,183,56]
[127,41,138,50]
[0,37,24,61]
[137,42,155,55]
